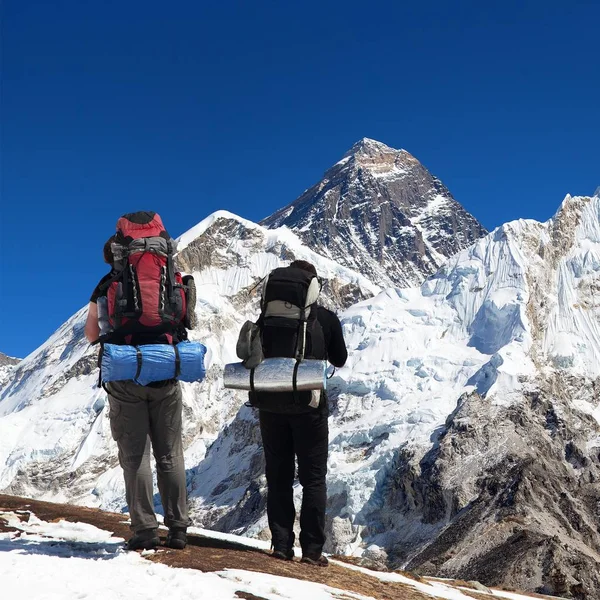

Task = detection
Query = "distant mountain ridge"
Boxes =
[262,138,487,288]
[0,353,20,389]
[0,353,20,367]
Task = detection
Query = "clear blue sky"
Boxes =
[1,0,598,358]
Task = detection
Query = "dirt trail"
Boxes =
[0,494,434,600]
[1,494,559,600]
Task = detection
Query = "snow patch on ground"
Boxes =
[0,510,547,600]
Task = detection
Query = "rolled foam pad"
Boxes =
[101,341,206,385]
[223,358,327,392]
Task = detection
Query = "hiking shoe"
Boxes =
[300,554,329,567]
[272,548,294,561]
[165,527,187,549]
[126,528,160,551]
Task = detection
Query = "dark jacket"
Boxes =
[313,306,348,367]
[250,305,347,414]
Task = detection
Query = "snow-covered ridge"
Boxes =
[177,210,261,252]
[0,208,378,507]
[177,209,380,297]
[0,353,21,390]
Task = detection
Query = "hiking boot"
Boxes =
[165,527,187,549]
[272,548,294,561]
[126,528,160,551]
[300,554,329,567]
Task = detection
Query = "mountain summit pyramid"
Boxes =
[262,138,486,288]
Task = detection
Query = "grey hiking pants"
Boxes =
[106,379,189,532]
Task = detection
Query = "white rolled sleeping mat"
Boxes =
[223,358,327,393]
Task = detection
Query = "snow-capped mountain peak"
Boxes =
[342,136,408,159]
[345,136,393,152]
[262,138,487,288]
[337,137,421,182]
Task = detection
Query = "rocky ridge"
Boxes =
[262,138,487,288]
[0,353,20,367]
[0,353,20,389]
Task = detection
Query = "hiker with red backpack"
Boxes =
[238,260,347,566]
[84,211,197,551]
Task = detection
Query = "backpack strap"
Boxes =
[97,269,123,293]
[91,320,177,346]
[296,319,307,360]
[292,308,311,404]
[134,346,143,382]
[96,342,104,388]
[295,306,314,360]
[173,343,181,378]
[166,240,177,304]
[292,360,300,399]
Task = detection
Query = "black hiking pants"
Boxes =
[258,409,328,558]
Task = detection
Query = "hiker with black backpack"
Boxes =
[239,260,347,567]
[84,211,194,551]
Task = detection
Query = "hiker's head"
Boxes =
[103,236,115,264]
[290,260,317,276]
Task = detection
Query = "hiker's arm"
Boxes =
[84,302,100,343]
[326,311,348,368]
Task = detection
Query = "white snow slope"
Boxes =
[324,192,600,550]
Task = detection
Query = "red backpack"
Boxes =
[102,211,187,344]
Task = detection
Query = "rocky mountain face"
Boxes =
[399,379,600,600]
[349,194,600,598]
[384,194,600,599]
[262,138,487,288]
[0,353,20,367]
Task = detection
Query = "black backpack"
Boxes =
[237,266,326,411]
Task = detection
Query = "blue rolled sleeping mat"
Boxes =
[101,342,207,385]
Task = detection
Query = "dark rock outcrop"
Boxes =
[371,378,600,598]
